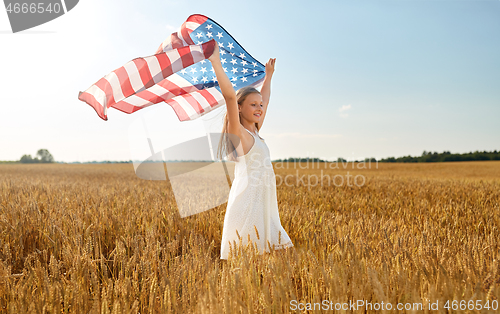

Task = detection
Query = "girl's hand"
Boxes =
[265,58,276,76]
[208,41,220,63]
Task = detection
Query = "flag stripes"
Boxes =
[78,14,265,122]
[78,40,215,121]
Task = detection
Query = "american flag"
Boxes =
[78,14,266,121]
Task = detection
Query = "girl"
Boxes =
[207,42,294,260]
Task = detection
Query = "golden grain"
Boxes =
[0,161,498,313]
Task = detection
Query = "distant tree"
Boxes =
[20,154,37,163]
[36,149,54,163]
[20,149,54,163]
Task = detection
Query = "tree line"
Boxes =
[274,150,499,163]
[19,149,54,163]
[379,150,500,163]
[4,149,499,164]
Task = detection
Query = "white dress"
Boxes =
[220,127,294,259]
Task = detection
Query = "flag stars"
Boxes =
[165,23,260,92]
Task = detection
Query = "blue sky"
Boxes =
[0,0,499,162]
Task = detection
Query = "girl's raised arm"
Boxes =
[258,58,275,131]
[208,42,241,135]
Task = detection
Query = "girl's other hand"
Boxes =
[265,58,276,76]
[208,41,220,63]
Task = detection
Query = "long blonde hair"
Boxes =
[217,87,261,161]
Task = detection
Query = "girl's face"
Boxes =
[239,93,263,124]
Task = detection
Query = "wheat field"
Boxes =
[0,161,499,313]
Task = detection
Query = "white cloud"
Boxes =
[339,104,351,112]
[339,104,351,118]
